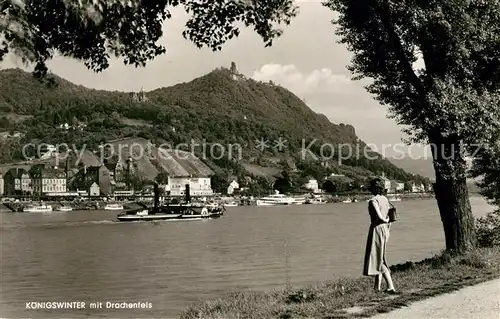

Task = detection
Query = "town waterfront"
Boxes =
[0,196,493,318]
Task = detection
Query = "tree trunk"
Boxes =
[431,139,477,251]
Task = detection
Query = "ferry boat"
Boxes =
[117,208,181,222]
[104,203,124,211]
[256,193,295,206]
[57,206,73,212]
[117,202,224,222]
[117,184,224,222]
[23,204,53,213]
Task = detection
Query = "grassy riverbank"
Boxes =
[181,247,500,319]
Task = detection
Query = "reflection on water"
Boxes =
[0,196,493,318]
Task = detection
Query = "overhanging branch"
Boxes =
[374,0,426,97]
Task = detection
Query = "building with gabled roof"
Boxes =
[82,165,113,196]
[105,137,215,196]
[379,172,391,192]
[4,167,32,195]
[30,164,67,196]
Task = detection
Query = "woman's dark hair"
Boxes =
[369,177,385,195]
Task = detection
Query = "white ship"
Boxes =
[104,203,124,211]
[23,204,53,213]
[388,196,402,202]
[256,193,295,206]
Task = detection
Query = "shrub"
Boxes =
[476,210,500,247]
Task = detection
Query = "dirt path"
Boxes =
[371,278,500,318]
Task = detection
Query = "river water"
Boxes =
[0,196,494,318]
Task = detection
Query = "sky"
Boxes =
[0,1,431,159]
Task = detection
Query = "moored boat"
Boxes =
[223,201,239,207]
[309,197,327,204]
[389,196,402,202]
[23,204,53,213]
[57,206,73,212]
[256,192,295,206]
[104,203,124,211]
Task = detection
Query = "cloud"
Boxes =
[251,63,354,94]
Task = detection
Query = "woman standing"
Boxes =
[363,177,396,293]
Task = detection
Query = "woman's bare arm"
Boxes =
[370,199,389,223]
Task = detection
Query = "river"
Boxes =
[0,196,494,318]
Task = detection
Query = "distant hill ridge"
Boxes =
[388,157,435,180]
[0,66,427,183]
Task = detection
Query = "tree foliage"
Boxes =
[324,0,500,162]
[323,0,500,251]
[470,137,500,207]
[403,181,413,192]
[211,173,229,194]
[321,180,336,194]
[155,171,169,184]
[1,0,297,77]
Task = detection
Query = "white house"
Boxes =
[30,165,67,195]
[89,182,100,197]
[380,173,391,192]
[227,180,239,195]
[39,144,57,160]
[303,178,319,193]
[395,182,405,191]
[168,176,213,196]
[412,183,425,193]
[157,147,214,197]
[163,184,171,193]
[113,190,134,197]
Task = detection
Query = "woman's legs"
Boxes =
[381,264,395,291]
[380,225,395,291]
[373,265,395,291]
[374,274,382,291]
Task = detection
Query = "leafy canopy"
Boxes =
[324,0,500,161]
[0,0,297,77]
[470,132,500,206]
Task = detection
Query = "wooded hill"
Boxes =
[0,66,430,187]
